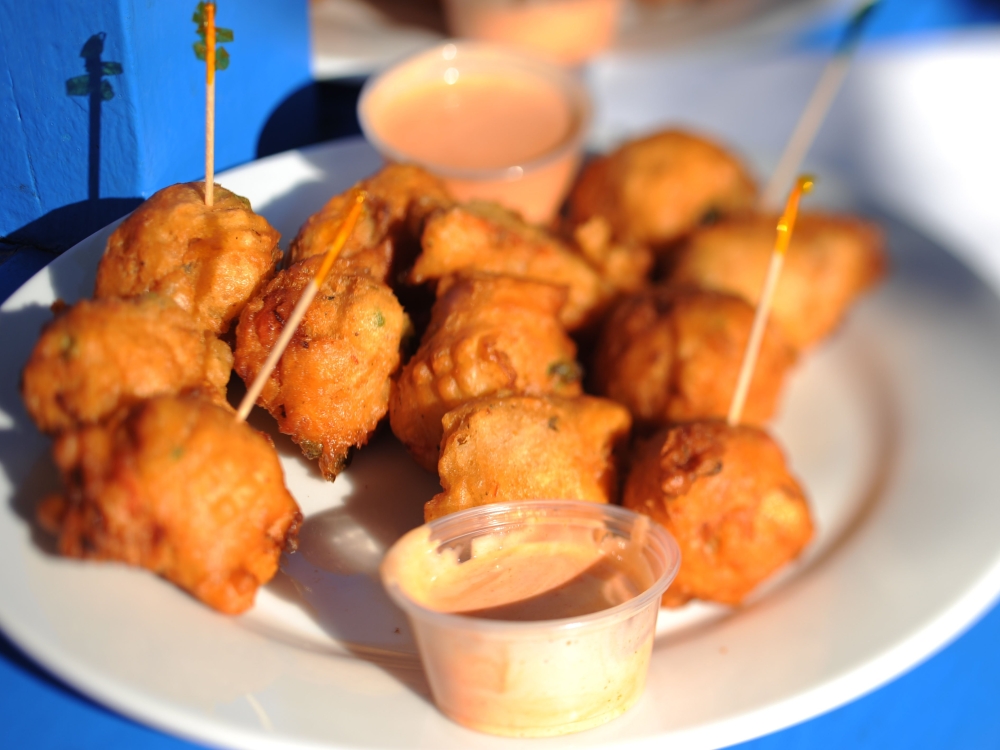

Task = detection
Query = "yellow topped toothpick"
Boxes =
[236,191,368,423]
[728,176,814,426]
[193,2,233,207]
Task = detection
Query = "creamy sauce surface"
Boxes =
[370,72,574,171]
[394,526,654,622]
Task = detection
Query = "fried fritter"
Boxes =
[411,201,608,330]
[234,256,406,480]
[592,286,796,428]
[21,294,233,434]
[37,395,301,615]
[670,212,886,349]
[570,215,654,296]
[289,164,454,281]
[94,182,282,334]
[567,129,757,248]
[390,274,581,471]
[426,395,632,521]
[623,421,813,606]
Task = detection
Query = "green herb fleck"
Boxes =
[547,360,582,386]
[374,309,385,328]
[300,440,323,460]
[170,446,184,460]
[547,416,559,432]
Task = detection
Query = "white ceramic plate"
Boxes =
[310,0,833,78]
[2,132,1000,749]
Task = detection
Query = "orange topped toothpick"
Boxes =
[235,191,367,423]
[728,175,814,426]
[193,2,233,207]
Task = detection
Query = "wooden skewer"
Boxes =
[204,2,216,207]
[235,191,367,423]
[728,176,813,427]
[759,0,879,210]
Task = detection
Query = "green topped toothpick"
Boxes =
[193,2,233,206]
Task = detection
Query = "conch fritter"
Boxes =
[21,294,232,434]
[234,256,406,480]
[390,274,581,471]
[592,286,796,428]
[37,395,302,615]
[411,201,608,330]
[426,395,632,522]
[95,182,282,334]
[568,129,757,248]
[623,421,813,606]
[289,164,454,281]
[670,212,886,349]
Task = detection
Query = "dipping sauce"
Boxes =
[381,501,680,737]
[358,43,590,224]
[443,0,623,66]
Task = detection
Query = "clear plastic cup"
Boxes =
[380,500,680,737]
[357,42,591,225]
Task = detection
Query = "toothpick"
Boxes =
[759,0,879,210]
[204,2,216,207]
[236,192,367,423]
[727,176,813,427]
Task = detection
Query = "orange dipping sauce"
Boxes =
[359,43,590,224]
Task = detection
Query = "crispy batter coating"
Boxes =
[426,395,632,521]
[411,201,608,330]
[567,129,757,248]
[289,164,453,281]
[37,395,301,615]
[21,294,232,434]
[623,421,813,606]
[670,212,886,349]
[234,256,406,480]
[95,182,282,334]
[570,215,654,296]
[592,286,796,428]
[390,274,582,471]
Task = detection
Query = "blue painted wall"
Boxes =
[0,0,312,252]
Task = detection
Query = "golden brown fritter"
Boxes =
[569,215,654,296]
[592,286,796,428]
[567,129,757,248]
[288,163,454,281]
[390,274,582,472]
[411,201,608,330]
[426,395,632,521]
[21,294,233,434]
[37,395,301,615]
[95,182,282,334]
[623,421,813,606]
[670,212,886,349]
[234,256,406,480]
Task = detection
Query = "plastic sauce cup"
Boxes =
[380,500,680,737]
[441,0,624,66]
[358,42,591,225]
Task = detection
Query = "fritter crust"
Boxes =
[411,201,608,330]
[390,273,581,471]
[623,421,813,606]
[670,212,887,349]
[95,182,282,334]
[426,395,632,522]
[37,395,301,615]
[288,163,453,281]
[592,286,796,428]
[567,129,757,248]
[234,256,406,480]
[21,294,232,434]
